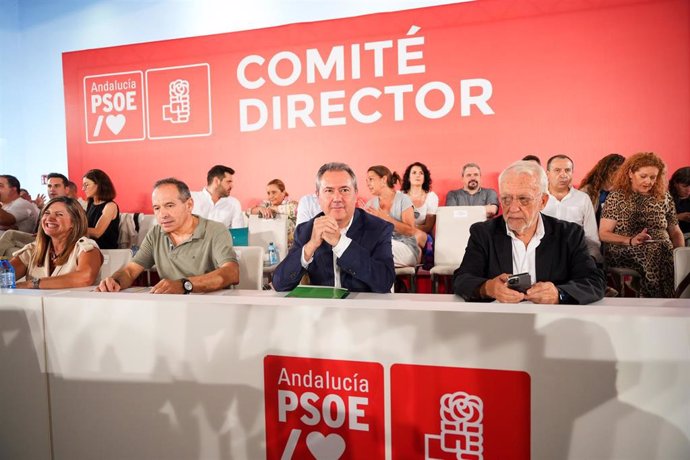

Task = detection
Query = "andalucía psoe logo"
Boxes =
[264,355,385,460]
[83,71,145,143]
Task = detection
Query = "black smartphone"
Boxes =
[507,273,531,293]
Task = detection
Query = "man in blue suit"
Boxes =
[273,162,395,293]
[453,160,605,305]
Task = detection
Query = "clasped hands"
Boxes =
[303,216,342,259]
[482,273,559,304]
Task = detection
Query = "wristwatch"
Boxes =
[32,277,41,289]
[181,278,193,295]
[557,288,573,304]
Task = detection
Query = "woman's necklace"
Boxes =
[50,248,62,261]
[409,188,427,207]
[50,243,66,262]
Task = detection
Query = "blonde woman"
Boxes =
[11,197,103,289]
[248,179,298,247]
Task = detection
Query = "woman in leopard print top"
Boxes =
[599,152,685,297]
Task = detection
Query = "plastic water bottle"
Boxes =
[1,259,16,289]
[267,242,279,266]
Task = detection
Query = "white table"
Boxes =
[2,288,689,459]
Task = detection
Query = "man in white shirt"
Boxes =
[542,155,602,262]
[191,165,244,229]
[296,193,321,226]
[0,175,38,235]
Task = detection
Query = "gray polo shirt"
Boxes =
[133,216,237,281]
[445,188,499,207]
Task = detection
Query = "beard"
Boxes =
[467,180,479,191]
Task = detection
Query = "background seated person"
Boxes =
[0,174,38,234]
[453,160,605,304]
[96,178,239,294]
[272,162,395,293]
[82,168,120,249]
[542,154,601,262]
[365,165,422,267]
[445,163,499,218]
[401,161,438,241]
[578,153,625,225]
[191,164,244,229]
[669,166,690,244]
[10,197,103,289]
[599,152,684,298]
[296,193,320,227]
[248,179,298,247]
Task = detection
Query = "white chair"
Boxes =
[99,249,132,280]
[674,247,690,298]
[248,214,288,282]
[430,206,487,293]
[134,214,157,247]
[233,246,264,290]
[395,266,418,293]
[117,212,137,249]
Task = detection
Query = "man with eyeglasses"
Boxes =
[453,160,605,304]
[272,162,395,293]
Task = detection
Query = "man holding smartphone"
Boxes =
[453,160,606,304]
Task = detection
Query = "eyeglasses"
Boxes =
[499,195,538,207]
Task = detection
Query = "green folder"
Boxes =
[286,285,350,299]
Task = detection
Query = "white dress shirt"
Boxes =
[0,197,38,234]
[191,188,244,229]
[542,187,601,262]
[506,214,545,286]
[296,194,322,226]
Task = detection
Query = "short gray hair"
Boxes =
[153,177,192,201]
[315,162,358,193]
[498,160,548,194]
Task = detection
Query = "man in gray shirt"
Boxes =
[445,163,499,218]
[97,178,239,294]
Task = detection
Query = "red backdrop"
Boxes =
[63,0,690,213]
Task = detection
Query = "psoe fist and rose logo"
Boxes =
[264,356,385,460]
[391,364,530,460]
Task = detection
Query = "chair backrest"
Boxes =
[673,247,690,298]
[433,206,487,266]
[99,248,133,280]
[248,215,288,262]
[135,214,157,247]
[233,246,264,290]
[117,212,137,249]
